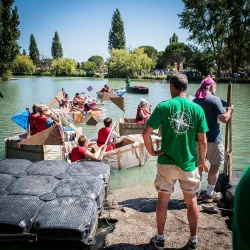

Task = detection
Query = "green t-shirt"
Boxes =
[147,96,208,172]
[233,166,250,250]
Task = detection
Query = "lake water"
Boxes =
[0,76,249,191]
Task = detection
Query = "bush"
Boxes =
[1,69,12,81]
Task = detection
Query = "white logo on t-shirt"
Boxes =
[169,109,193,135]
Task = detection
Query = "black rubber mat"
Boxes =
[0,174,15,190]
[33,197,98,243]
[6,175,59,196]
[0,195,44,234]
[54,175,105,212]
[67,161,110,185]
[27,160,70,176]
[0,159,32,175]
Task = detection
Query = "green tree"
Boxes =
[13,55,36,74]
[185,46,215,76]
[108,48,154,78]
[51,58,76,76]
[108,9,126,51]
[179,0,230,74]
[225,1,250,72]
[88,55,104,70]
[169,33,178,43]
[29,34,40,66]
[0,0,20,80]
[81,61,97,72]
[164,42,190,71]
[22,49,26,55]
[139,46,158,62]
[155,51,166,69]
[51,31,63,59]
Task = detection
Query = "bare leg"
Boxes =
[183,192,199,236]
[207,165,220,185]
[156,192,171,235]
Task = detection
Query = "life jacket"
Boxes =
[136,107,146,124]
[35,116,48,132]
[71,146,87,162]
[29,113,38,135]
[97,127,115,151]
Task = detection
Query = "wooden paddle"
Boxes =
[98,121,116,161]
[223,82,232,181]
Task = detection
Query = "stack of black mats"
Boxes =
[0,159,110,245]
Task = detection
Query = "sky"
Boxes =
[15,0,190,62]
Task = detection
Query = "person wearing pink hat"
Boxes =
[193,75,234,202]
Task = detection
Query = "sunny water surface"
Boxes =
[0,76,249,191]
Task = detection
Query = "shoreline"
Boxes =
[100,184,232,250]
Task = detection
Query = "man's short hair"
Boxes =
[78,135,88,146]
[104,117,112,127]
[169,73,188,91]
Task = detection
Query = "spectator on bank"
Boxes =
[193,75,234,202]
[143,73,208,250]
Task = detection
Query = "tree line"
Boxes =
[1,0,250,81]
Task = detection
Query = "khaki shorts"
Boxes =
[197,142,224,166]
[154,164,200,194]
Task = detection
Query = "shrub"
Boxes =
[1,69,12,81]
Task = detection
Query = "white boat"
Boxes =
[101,134,161,170]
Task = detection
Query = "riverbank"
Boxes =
[101,184,232,250]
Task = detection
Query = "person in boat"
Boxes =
[83,103,92,112]
[97,117,120,152]
[136,98,152,124]
[125,76,131,86]
[71,135,104,162]
[100,84,111,93]
[73,93,87,107]
[34,106,61,133]
[142,73,209,250]
[60,93,70,108]
[193,75,234,202]
[29,103,39,135]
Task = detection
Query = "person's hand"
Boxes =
[198,162,209,172]
[149,104,152,107]
[227,105,234,113]
[152,150,164,157]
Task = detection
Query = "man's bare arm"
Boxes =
[197,132,208,172]
[218,105,234,123]
[142,125,163,156]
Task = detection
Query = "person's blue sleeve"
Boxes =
[46,118,54,128]
[213,97,225,116]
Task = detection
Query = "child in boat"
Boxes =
[97,117,120,152]
[70,135,103,162]
[136,99,152,124]
[60,94,70,108]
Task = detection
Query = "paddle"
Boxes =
[98,121,116,161]
[0,91,3,98]
[223,82,232,181]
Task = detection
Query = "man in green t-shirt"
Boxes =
[233,166,250,250]
[142,73,209,250]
